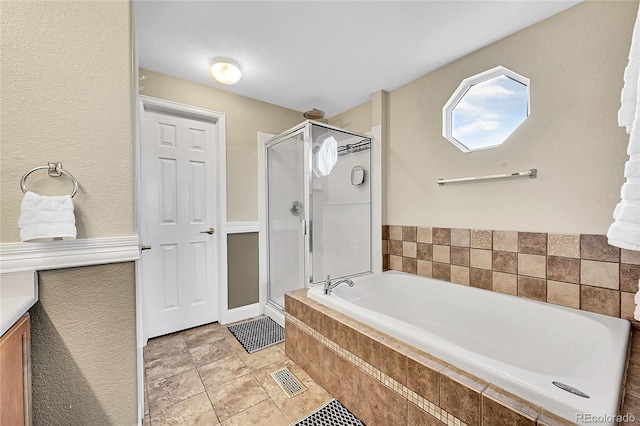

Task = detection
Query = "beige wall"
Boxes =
[329,100,373,135]
[139,69,302,221]
[1,1,135,242]
[1,3,138,424]
[227,233,259,309]
[387,1,635,234]
[32,263,138,426]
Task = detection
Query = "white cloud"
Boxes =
[454,120,500,136]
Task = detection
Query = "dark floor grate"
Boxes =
[290,399,365,426]
[227,315,284,353]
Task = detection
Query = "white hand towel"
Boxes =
[18,191,76,242]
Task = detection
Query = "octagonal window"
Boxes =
[443,66,530,152]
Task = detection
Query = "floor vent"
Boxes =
[270,368,307,398]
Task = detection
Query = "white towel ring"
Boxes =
[20,162,78,198]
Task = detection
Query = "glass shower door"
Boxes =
[266,129,308,309]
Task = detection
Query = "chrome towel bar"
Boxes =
[20,162,79,197]
[437,168,537,186]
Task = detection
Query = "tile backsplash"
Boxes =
[382,226,640,320]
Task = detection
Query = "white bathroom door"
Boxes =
[140,107,219,339]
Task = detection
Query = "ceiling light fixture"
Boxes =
[210,58,242,85]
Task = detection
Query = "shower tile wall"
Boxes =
[382,226,640,320]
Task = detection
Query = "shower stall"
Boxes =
[262,121,376,324]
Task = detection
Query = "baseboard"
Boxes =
[222,302,260,324]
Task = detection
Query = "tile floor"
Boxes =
[142,320,333,425]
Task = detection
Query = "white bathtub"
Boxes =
[307,271,630,426]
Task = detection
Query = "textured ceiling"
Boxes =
[134,1,580,117]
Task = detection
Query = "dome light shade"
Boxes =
[210,58,242,85]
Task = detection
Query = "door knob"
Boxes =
[200,228,215,234]
[141,245,152,251]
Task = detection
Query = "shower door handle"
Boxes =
[200,228,215,234]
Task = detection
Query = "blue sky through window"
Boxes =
[451,75,528,150]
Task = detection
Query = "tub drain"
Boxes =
[552,381,590,398]
[270,368,307,398]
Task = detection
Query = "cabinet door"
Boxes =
[0,314,31,426]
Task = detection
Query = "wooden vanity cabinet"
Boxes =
[0,313,32,426]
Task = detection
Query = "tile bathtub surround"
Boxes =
[382,226,639,320]
[285,290,574,426]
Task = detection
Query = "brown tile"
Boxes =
[207,374,269,421]
[451,265,469,285]
[152,392,220,426]
[433,245,450,263]
[439,366,488,426]
[470,249,492,270]
[518,254,546,278]
[380,338,408,385]
[355,369,408,426]
[418,260,433,277]
[323,348,358,412]
[493,231,518,252]
[518,232,547,255]
[493,272,517,295]
[403,226,417,242]
[389,225,402,241]
[299,300,323,332]
[382,225,390,240]
[148,369,205,413]
[546,281,580,309]
[382,254,389,271]
[581,234,620,262]
[451,228,470,247]
[581,286,620,317]
[518,276,546,302]
[417,243,433,261]
[322,315,358,354]
[408,402,446,425]
[290,324,323,385]
[548,234,580,258]
[433,263,451,281]
[403,241,417,258]
[284,320,302,363]
[389,240,403,256]
[481,385,540,426]
[238,344,287,371]
[407,350,445,404]
[547,256,580,284]
[189,339,235,367]
[469,268,492,290]
[433,228,451,245]
[580,260,619,290]
[144,333,187,362]
[220,399,288,426]
[181,323,226,349]
[417,226,433,243]
[357,328,380,369]
[471,229,492,249]
[622,249,640,265]
[536,410,576,426]
[621,394,640,426]
[382,240,388,255]
[492,251,517,274]
[389,255,402,271]
[622,264,640,292]
[622,292,636,321]
[451,247,470,266]
[198,354,250,389]
[145,349,195,383]
[284,295,301,319]
[403,257,417,274]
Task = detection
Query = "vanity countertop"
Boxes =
[0,272,38,336]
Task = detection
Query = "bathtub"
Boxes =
[307,271,630,426]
